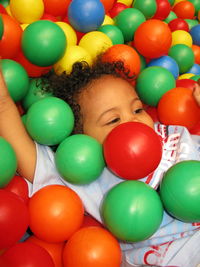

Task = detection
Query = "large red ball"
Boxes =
[103,122,163,180]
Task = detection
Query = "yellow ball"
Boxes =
[10,0,44,24]
[171,30,193,47]
[20,23,29,31]
[5,5,14,18]
[56,22,77,46]
[178,73,195,80]
[173,0,185,7]
[117,0,133,6]
[79,31,113,60]
[101,15,115,26]
[54,45,92,75]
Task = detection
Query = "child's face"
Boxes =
[78,75,154,144]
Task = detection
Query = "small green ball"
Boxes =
[185,19,199,30]
[0,137,17,188]
[160,160,200,222]
[1,59,29,102]
[0,15,4,40]
[22,20,66,67]
[136,66,176,106]
[55,134,105,185]
[164,11,177,23]
[98,25,124,45]
[101,180,163,242]
[25,97,74,146]
[133,0,157,19]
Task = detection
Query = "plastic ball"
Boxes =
[102,44,141,76]
[164,10,177,23]
[56,21,77,46]
[171,29,193,47]
[133,0,157,19]
[0,14,22,59]
[101,180,163,242]
[101,0,115,12]
[0,190,29,250]
[188,0,200,15]
[147,55,179,79]
[190,24,200,46]
[10,0,44,24]
[63,226,122,267]
[0,137,17,188]
[81,214,103,228]
[160,160,200,222]
[79,31,112,60]
[168,18,189,32]
[98,24,124,45]
[172,0,195,19]
[114,8,146,42]
[103,122,163,180]
[43,0,71,17]
[68,0,105,33]
[178,73,194,79]
[190,74,200,81]
[134,19,172,59]
[26,236,65,267]
[187,63,200,75]
[1,59,29,102]
[0,15,3,40]
[157,87,200,129]
[152,0,171,20]
[29,185,84,242]
[54,45,92,75]
[185,18,198,30]
[176,78,197,90]
[190,120,200,135]
[168,44,195,73]
[55,134,105,184]
[109,2,128,18]
[22,20,66,67]
[25,97,74,146]
[101,14,115,26]
[192,44,200,64]
[41,13,58,21]
[22,78,52,111]
[1,242,54,267]
[136,66,176,106]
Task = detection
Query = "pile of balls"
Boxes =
[0,0,200,266]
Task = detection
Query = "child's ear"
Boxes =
[193,81,200,106]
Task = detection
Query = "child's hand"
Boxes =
[193,80,200,107]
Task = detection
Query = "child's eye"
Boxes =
[134,108,144,114]
[106,118,120,125]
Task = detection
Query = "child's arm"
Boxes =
[0,68,36,183]
[194,81,200,106]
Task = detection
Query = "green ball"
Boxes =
[0,137,17,188]
[98,25,124,45]
[114,8,146,42]
[1,59,29,102]
[22,20,66,67]
[22,78,52,111]
[133,0,157,19]
[25,97,74,146]
[188,0,200,15]
[139,53,146,72]
[168,44,195,74]
[185,19,199,30]
[55,134,105,185]
[0,15,4,40]
[0,0,9,7]
[168,0,175,6]
[136,66,176,106]
[190,74,200,81]
[164,11,177,23]
[160,160,200,222]
[101,180,163,242]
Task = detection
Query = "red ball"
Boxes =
[152,0,171,20]
[63,226,122,267]
[108,2,128,18]
[81,214,103,228]
[100,0,116,13]
[0,190,29,250]
[43,0,71,17]
[1,242,54,267]
[190,120,200,135]
[172,0,195,19]
[192,45,200,65]
[176,79,197,90]
[168,18,189,32]
[157,87,200,129]
[134,19,172,59]
[103,122,163,180]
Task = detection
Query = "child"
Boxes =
[0,59,200,267]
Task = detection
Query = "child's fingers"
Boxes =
[193,82,200,106]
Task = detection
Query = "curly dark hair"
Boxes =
[41,58,136,134]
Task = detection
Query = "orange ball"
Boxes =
[172,1,195,19]
[102,44,141,77]
[157,87,200,130]
[0,14,22,59]
[134,19,172,59]
[192,44,200,65]
[62,226,122,267]
[100,0,116,12]
[26,235,65,267]
[28,185,84,243]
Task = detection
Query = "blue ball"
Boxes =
[187,63,200,75]
[147,55,179,79]
[68,0,105,33]
[190,24,200,46]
